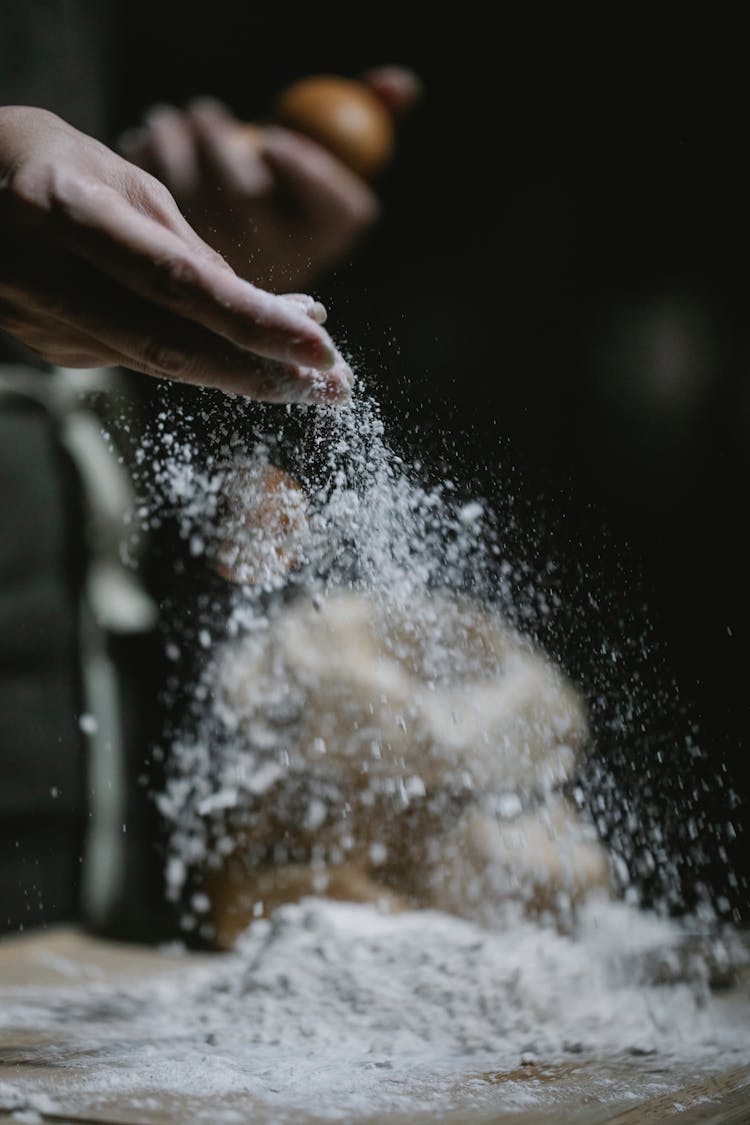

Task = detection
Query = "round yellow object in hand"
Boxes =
[273,75,395,179]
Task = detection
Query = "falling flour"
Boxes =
[30,374,740,1121]
[132,380,739,930]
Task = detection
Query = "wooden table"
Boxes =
[1,926,748,1124]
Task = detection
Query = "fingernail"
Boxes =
[308,300,328,325]
[281,294,328,324]
[318,340,337,370]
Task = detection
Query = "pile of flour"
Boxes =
[189,896,747,1061]
[1,897,747,1123]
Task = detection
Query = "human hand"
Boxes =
[0,106,352,403]
[118,67,421,290]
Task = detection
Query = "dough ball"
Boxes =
[218,589,587,795]
[421,797,611,927]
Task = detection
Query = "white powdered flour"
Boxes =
[35,377,741,1124]
[0,897,748,1123]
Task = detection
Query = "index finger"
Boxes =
[187,98,275,197]
[261,127,380,228]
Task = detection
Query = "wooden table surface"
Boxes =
[1,926,748,1124]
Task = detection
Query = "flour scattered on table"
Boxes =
[0,898,747,1123]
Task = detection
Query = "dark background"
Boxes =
[111,4,749,919]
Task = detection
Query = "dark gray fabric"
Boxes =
[1,0,115,861]
[0,820,83,930]
[0,403,84,821]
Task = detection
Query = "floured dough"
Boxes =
[198,589,609,947]
[419,797,611,927]
[219,590,586,794]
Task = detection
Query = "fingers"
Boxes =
[0,106,350,401]
[0,250,352,402]
[261,126,380,229]
[361,66,423,118]
[40,172,339,370]
[120,100,273,201]
[186,98,275,198]
[124,104,203,196]
[217,352,354,404]
[115,91,386,292]
[280,293,328,323]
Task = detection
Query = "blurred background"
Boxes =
[16,3,747,918]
